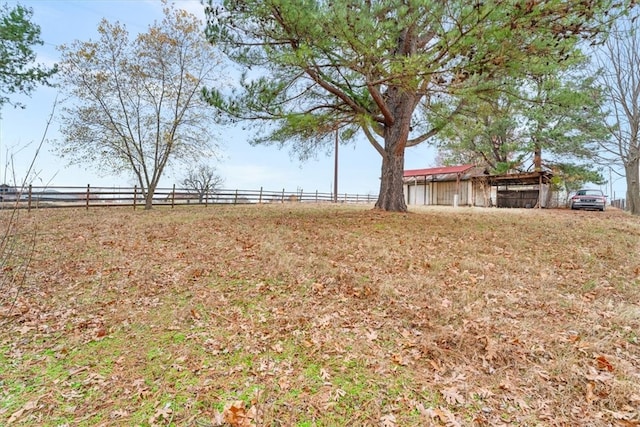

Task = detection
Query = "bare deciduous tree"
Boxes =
[181,164,224,203]
[593,15,640,214]
[56,3,223,209]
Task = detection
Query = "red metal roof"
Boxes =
[403,164,475,177]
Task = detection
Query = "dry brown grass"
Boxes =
[1,204,639,426]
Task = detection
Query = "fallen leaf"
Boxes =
[596,355,615,372]
[586,381,596,404]
[320,367,331,381]
[614,421,640,427]
[442,387,465,405]
[584,367,614,382]
[365,329,379,341]
[391,353,408,366]
[211,410,225,426]
[483,336,498,361]
[277,376,290,391]
[7,399,39,424]
[149,402,172,425]
[380,413,396,427]
[474,388,494,399]
[332,388,346,401]
[223,401,253,427]
[96,326,107,338]
[428,407,461,426]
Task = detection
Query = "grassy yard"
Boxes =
[0,204,639,426]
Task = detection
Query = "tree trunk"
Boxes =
[625,159,640,215]
[144,182,158,210]
[144,194,154,210]
[374,89,414,212]
[375,148,407,212]
[533,143,542,172]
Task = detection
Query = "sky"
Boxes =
[0,1,627,200]
[0,0,438,196]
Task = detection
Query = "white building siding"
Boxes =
[406,183,430,205]
[404,181,475,206]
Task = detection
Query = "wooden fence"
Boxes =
[0,185,378,211]
[610,199,625,210]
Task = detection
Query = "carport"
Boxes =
[481,171,553,208]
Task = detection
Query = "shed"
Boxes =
[480,171,553,208]
[403,164,488,206]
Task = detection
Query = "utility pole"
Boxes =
[609,167,613,204]
[333,129,338,203]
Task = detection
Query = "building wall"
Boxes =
[404,181,475,206]
[406,182,430,205]
[436,181,471,205]
[405,175,561,208]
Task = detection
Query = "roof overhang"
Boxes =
[481,171,553,186]
[403,164,487,183]
[404,164,475,178]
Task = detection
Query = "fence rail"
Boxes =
[0,185,377,211]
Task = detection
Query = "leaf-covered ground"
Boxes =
[1,204,639,426]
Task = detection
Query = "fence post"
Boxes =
[259,187,263,204]
[281,188,285,203]
[171,184,176,208]
[86,184,90,210]
[133,185,138,210]
[315,190,318,203]
[27,184,32,212]
[234,189,238,204]
[205,185,209,207]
